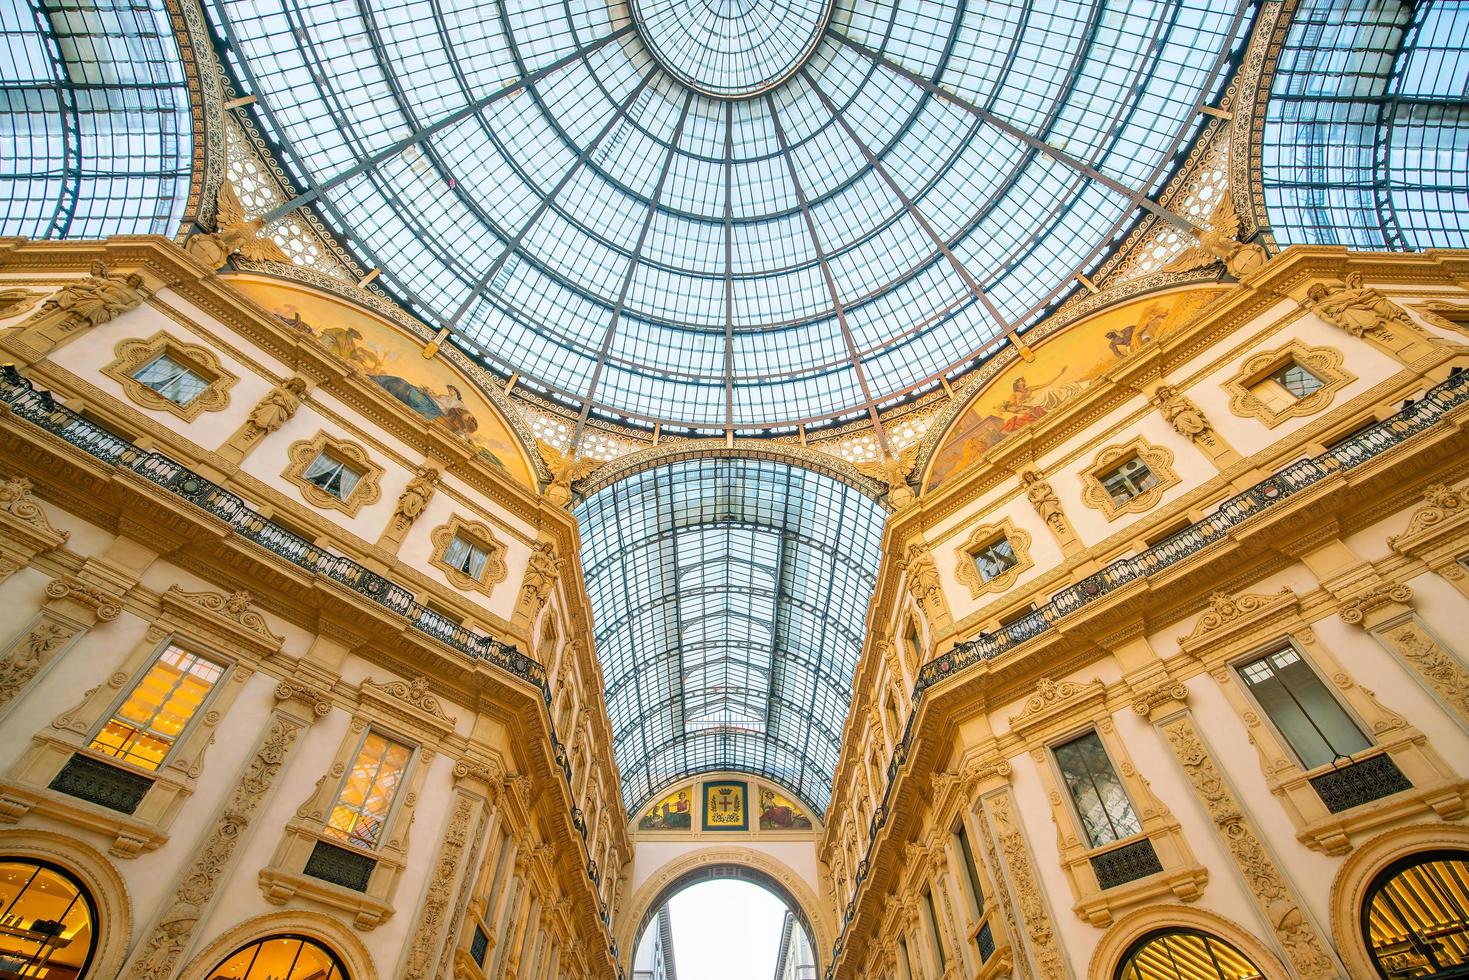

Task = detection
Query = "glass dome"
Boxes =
[204,0,1252,431]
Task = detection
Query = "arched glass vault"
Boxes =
[575,458,884,816]
[0,0,193,239]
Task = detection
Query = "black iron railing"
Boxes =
[826,368,1469,977]
[0,365,542,688]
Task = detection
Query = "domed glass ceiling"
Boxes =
[203,0,1253,431]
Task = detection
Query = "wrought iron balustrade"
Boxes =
[0,365,541,687]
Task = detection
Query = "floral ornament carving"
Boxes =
[44,575,122,621]
[1009,676,1104,733]
[0,288,41,320]
[1305,273,1426,343]
[122,715,302,980]
[989,790,1066,977]
[164,586,283,644]
[1159,715,1336,979]
[1178,589,1292,644]
[401,793,475,979]
[273,680,334,718]
[1223,341,1354,429]
[363,675,454,723]
[1378,621,1469,727]
[954,518,1033,599]
[1131,681,1190,716]
[184,177,291,270]
[1390,483,1467,544]
[0,620,80,709]
[451,758,505,787]
[0,476,68,541]
[854,443,921,508]
[1336,583,1413,627]
[102,332,238,423]
[34,260,150,331]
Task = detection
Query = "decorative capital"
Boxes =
[44,574,121,621]
[1338,583,1413,627]
[273,679,334,718]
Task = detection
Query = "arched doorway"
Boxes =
[1363,849,1469,978]
[207,934,350,979]
[0,858,97,979]
[1113,929,1265,980]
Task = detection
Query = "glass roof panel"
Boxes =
[203,0,1251,430]
[576,458,884,817]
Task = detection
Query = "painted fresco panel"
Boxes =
[637,784,694,831]
[758,785,813,830]
[702,781,749,831]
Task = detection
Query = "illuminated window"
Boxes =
[89,644,224,770]
[210,935,349,980]
[1236,646,1371,769]
[443,535,491,580]
[1113,929,1263,980]
[1099,458,1160,507]
[1363,851,1469,978]
[325,731,412,849]
[1054,731,1142,848]
[131,352,208,406]
[303,452,363,501]
[972,537,1018,583]
[0,860,96,978]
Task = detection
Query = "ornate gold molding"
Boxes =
[1079,437,1179,520]
[429,514,509,597]
[282,430,384,517]
[954,518,1033,599]
[1223,340,1353,429]
[102,331,238,422]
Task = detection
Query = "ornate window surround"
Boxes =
[1079,438,1180,521]
[954,519,1033,600]
[1223,341,1354,429]
[429,515,509,597]
[258,676,453,930]
[283,430,384,517]
[1008,677,1208,926]
[932,771,1015,980]
[1178,588,1469,854]
[101,330,237,423]
[0,586,278,858]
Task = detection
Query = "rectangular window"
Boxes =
[443,534,491,579]
[972,536,1018,582]
[1099,457,1159,505]
[303,451,362,500]
[922,887,946,967]
[1270,361,1325,400]
[955,825,985,919]
[325,731,413,849]
[905,621,922,669]
[1237,645,1371,769]
[897,937,915,980]
[1053,730,1142,848]
[133,352,209,405]
[90,644,225,771]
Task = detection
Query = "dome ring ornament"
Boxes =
[630,0,835,99]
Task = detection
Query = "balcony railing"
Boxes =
[827,367,1469,978]
[0,365,543,688]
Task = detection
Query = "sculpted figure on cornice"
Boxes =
[246,376,308,438]
[1162,197,1268,280]
[1306,273,1423,342]
[185,177,290,270]
[855,444,920,509]
[536,440,597,508]
[35,261,149,330]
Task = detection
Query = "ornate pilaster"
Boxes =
[217,376,310,464]
[1339,583,1469,729]
[982,789,1070,979]
[0,572,122,714]
[120,711,306,979]
[1018,468,1083,555]
[400,792,479,978]
[1157,713,1337,979]
[1152,384,1241,468]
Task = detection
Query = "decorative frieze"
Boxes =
[0,261,151,364]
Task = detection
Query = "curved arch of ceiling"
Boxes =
[575,457,885,817]
[200,0,1256,433]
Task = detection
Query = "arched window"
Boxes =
[209,935,349,980]
[0,858,97,978]
[1364,850,1469,978]
[1114,929,1265,980]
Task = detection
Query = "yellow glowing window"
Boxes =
[89,645,224,771]
[325,731,412,849]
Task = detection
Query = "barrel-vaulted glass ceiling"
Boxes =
[576,459,885,817]
[202,0,1254,431]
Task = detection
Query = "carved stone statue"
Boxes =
[855,443,921,509]
[1306,273,1420,341]
[1019,469,1066,534]
[1162,197,1268,280]
[391,466,440,530]
[518,539,563,622]
[902,542,943,616]
[535,440,597,508]
[1154,384,1210,440]
[246,376,307,438]
[37,260,148,330]
[186,177,291,270]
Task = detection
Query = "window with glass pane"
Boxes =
[955,825,985,919]
[905,621,923,670]
[443,535,490,580]
[973,537,1018,583]
[1053,731,1143,848]
[89,644,224,770]
[303,452,362,501]
[897,937,915,980]
[923,888,946,967]
[325,731,412,849]
[210,935,347,980]
[132,352,208,405]
[1237,646,1371,769]
[1114,929,1263,980]
[1099,459,1159,506]
[1271,361,1325,400]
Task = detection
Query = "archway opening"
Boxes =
[208,935,350,980]
[1113,929,1264,980]
[632,866,816,979]
[1363,849,1469,979]
[0,858,96,979]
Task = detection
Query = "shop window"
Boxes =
[1113,929,1263,980]
[1363,850,1469,978]
[325,731,413,849]
[89,644,225,771]
[1054,730,1142,848]
[1236,645,1371,770]
[209,935,349,980]
[0,860,95,978]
